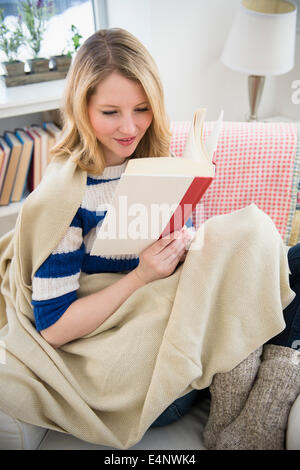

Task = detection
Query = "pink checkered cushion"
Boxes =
[170,121,300,245]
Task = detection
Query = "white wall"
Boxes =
[106,0,300,122]
[106,0,152,50]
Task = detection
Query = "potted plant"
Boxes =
[48,51,71,75]
[68,24,83,56]
[49,24,82,75]
[18,0,54,73]
[0,9,26,78]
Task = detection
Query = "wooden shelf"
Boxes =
[0,78,65,118]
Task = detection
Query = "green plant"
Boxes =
[18,0,55,59]
[66,24,83,57]
[0,9,25,62]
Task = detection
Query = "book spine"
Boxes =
[10,131,24,202]
[159,176,213,238]
[0,134,16,205]
[0,141,11,197]
[14,131,34,201]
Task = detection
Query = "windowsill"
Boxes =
[0,78,66,119]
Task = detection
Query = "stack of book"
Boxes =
[0,122,61,206]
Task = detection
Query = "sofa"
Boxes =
[1,119,300,450]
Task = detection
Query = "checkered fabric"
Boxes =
[170,121,300,246]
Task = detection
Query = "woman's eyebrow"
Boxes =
[96,101,149,108]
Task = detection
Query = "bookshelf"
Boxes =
[0,79,65,237]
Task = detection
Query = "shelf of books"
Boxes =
[0,121,62,236]
[0,79,66,235]
[0,79,65,118]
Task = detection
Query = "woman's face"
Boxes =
[88,72,153,166]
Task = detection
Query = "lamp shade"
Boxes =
[221,0,297,76]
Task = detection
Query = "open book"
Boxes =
[91,108,223,256]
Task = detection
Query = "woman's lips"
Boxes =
[115,137,136,146]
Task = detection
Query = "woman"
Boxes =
[32,26,201,429]
[4,28,300,450]
[32,28,192,346]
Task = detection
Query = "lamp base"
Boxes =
[247,75,265,122]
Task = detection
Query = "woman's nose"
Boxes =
[118,115,137,135]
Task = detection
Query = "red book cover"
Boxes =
[159,176,213,238]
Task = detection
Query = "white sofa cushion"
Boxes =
[0,410,47,450]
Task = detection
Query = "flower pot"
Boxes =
[2,56,70,86]
[30,58,50,74]
[3,61,25,77]
[49,55,72,72]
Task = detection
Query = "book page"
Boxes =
[125,156,214,177]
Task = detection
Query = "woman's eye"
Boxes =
[101,107,149,116]
[135,107,149,112]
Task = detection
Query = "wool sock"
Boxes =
[216,344,300,450]
[202,346,263,449]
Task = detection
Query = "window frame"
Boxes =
[92,0,108,30]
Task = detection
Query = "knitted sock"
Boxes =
[216,344,300,450]
[202,346,263,450]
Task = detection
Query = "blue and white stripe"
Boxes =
[32,160,140,331]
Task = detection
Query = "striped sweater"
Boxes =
[31,159,194,332]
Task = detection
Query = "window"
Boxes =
[0,0,98,62]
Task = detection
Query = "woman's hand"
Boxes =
[178,226,195,264]
[133,227,192,284]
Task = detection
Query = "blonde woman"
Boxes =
[31,28,201,425]
[34,28,191,346]
[27,28,300,448]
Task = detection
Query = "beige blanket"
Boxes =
[0,156,296,449]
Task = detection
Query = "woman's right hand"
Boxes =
[133,227,191,284]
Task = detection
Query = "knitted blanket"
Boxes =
[0,155,296,449]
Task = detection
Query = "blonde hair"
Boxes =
[51,28,172,174]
